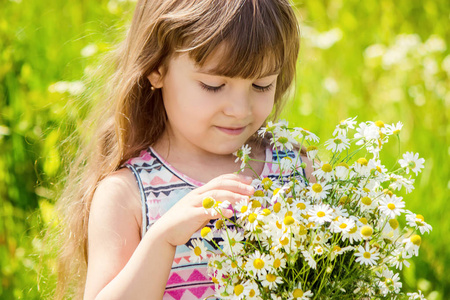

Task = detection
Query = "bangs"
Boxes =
[182,0,297,79]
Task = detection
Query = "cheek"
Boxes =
[255,95,276,119]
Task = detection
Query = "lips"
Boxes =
[216,126,246,135]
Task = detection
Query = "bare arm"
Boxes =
[84,169,254,300]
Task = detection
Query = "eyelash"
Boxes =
[199,82,274,93]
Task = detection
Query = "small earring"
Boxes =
[150,86,155,91]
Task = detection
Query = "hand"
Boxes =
[150,173,254,247]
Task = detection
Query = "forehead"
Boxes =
[184,43,280,79]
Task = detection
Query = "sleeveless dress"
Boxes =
[125,146,305,300]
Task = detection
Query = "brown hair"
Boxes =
[55,0,300,298]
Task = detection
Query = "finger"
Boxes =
[204,190,250,206]
[199,176,254,196]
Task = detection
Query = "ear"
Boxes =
[147,67,164,88]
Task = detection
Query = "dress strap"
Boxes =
[124,163,148,239]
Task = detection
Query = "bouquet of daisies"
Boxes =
[197,118,430,300]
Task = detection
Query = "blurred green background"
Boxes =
[0,0,448,298]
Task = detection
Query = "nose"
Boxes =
[223,91,252,119]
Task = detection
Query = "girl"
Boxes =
[56,0,309,299]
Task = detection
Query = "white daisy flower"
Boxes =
[235,198,251,218]
[388,174,415,193]
[233,144,252,169]
[188,239,209,263]
[354,122,380,145]
[386,121,403,135]
[333,116,357,136]
[296,128,319,143]
[258,121,276,137]
[325,135,350,153]
[211,200,231,217]
[288,282,314,300]
[308,204,334,225]
[260,272,283,289]
[312,161,335,181]
[245,208,264,231]
[313,245,326,256]
[399,152,425,175]
[306,145,319,160]
[402,234,422,256]
[387,248,411,270]
[271,128,298,151]
[270,251,287,271]
[407,290,426,299]
[378,194,405,219]
[334,162,350,179]
[219,229,245,256]
[331,217,355,234]
[244,280,261,299]
[231,281,252,300]
[405,212,432,234]
[280,156,295,171]
[245,251,272,277]
[341,223,362,244]
[377,268,402,295]
[354,244,380,266]
[301,249,317,269]
[306,182,333,201]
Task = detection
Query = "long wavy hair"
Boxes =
[55,0,300,298]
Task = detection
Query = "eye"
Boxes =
[253,83,274,92]
[200,82,224,93]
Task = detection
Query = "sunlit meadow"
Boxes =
[0,0,448,298]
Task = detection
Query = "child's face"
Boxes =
[149,50,277,156]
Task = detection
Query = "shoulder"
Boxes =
[90,168,142,233]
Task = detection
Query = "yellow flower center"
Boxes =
[231,261,237,268]
[312,183,323,193]
[339,196,349,204]
[321,163,332,173]
[361,196,372,205]
[293,288,304,298]
[280,237,289,246]
[273,188,281,195]
[262,178,273,190]
[416,214,425,222]
[234,284,244,296]
[357,158,368,166]
[349,226,358,234]
[307,145,317,152]
[339,223,348,229]
[360,225,373,237]
[262,208,271,216]
[273,202,281,213]
[215,219,224,230]
[410,234,422,246]
[333,245,341,252]
[317,211,326,218]
[251,200,262,209]
[393,129,401,134]
[253,258,265,269]
[334,138,342,144]
[284,216,295,226]
[337,162,349,169]
[249,290,256,297]
[248,213,257,223]
[276,220,283,229]
[274,258,281,268]
[212,277,219,284]
[266,273,277,282]
[299,225,307,235]
[253,190,265,197]
[200,227,211,238]
[387,203,396,210]
[359,217,368,224]
[278,136,288,144]
[297,202,306,210]
[194,246,202,256]
[375,120,385,128]
[363,251,371,259]
[202,197,215,209]
[389,219,399,229]
[240,205,248,213]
